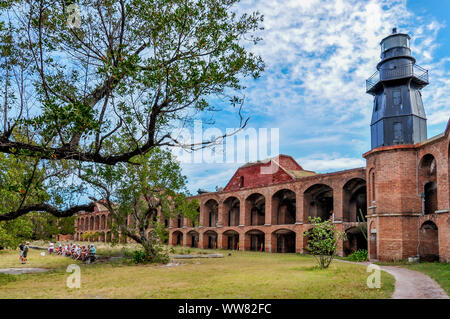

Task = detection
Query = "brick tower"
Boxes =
[364,30,449,262]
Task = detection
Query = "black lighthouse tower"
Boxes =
[366,29,429,149]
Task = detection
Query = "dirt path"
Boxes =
[337,260,448,299]
[380,266,448,299]
[0,268,51,275]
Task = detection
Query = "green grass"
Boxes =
[376,260,450,295]
[0,247,395,299]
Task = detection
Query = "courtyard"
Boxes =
[0,245,396,299]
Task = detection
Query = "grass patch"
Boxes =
[0,247,395,299]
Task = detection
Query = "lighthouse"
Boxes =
[366,28,429,149]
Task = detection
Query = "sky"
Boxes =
[178,0,450,194]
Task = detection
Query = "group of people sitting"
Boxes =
[48,242,97,262]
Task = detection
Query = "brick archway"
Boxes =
[245,229,265,251]
[271,189,296,225]
[272,229,296,253]
[223,196,240,226]
[303,184,333,221]
[419,154,437,214]
[342,178,367,222]
[245,193,265,226]
[419,221,439,262]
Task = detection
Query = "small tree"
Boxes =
[304,217,346,269]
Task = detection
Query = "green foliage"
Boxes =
[82,147,198,262]
[81,231,102,241]
[348,249,368,262]
[132,250,148,264]
[304,216,346,269]
[0,152,49,248]
[30,213,76,240]
[0,217,33,249]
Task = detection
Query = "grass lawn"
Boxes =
[376,260,450,295]
[0,247,395,299]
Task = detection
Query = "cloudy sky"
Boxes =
[179,0,450,194]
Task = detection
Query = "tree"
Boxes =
[0,152,45,248]
[0,0,264,221]
[82,147,199,261]
[30,213,76,240]
[304,217,346,269]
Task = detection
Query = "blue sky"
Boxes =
[178,0,450,194]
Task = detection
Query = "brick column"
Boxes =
[296,192,304,224]
[218,232,227,249]
[265,231,276,252]
[240,198,250,226]
[333,186,343,222]
[217,201,224,227]
[198,232,205,249]
[182,231,188,247]
[239,232,250,251]
[266,195,276,225]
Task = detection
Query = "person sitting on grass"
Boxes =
[48,242,54,255]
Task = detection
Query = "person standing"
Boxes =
[18,243,24,263]
[22,242,30,264]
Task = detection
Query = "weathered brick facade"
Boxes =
[168,121,449,262]
[71,123,449,263]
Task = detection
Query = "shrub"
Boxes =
[348,249,368,262]
[132,250,148,264]
[132,249,170,264]
[304,216,346,269]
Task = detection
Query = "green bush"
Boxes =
[348,249,368,262]
[132,249,170,264]
[132,250,148,264]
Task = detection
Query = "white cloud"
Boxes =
[184,0,450,191]
[296,153,365,172]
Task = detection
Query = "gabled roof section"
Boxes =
[223,155,314,191]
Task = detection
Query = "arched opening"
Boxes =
[176,215,184,228]
[369,222,377,260]
[95,215,100,230]
[172,231,183,246]
[344,227,367,256]
[245,193,265,226]
[85,218,89,231]
[343,178,367,222]
[272,189,296,225]
[106,231,111,242]
[205,199,219,227]
[223,197,240,226]
[419,221,439,262]
[273,229,296,253]
[223,230,239,250]
[419,154,437,214]
[246,230,265,251]
[188,231,199,248]
[204,230,218,249]
[101,215,106,230]
[90,216,94,230]
[304,184,333,221]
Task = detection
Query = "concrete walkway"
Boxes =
[337,260,448,299]
[380,266,448,299]
[0,268,51,275]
